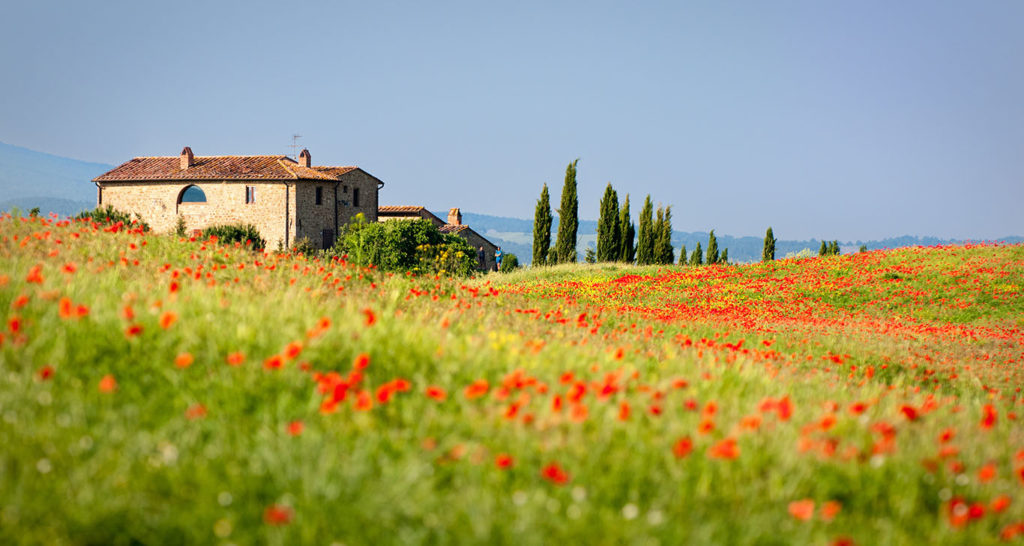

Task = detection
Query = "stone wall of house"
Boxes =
[99,181,291,248]
[337,170,380,223]
[294,183,338,250]
[459,229,498,271]
[100,171,379,250]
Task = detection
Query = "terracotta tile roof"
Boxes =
[439,224,469,234]
[378,206,426,214]
[314,166,358,177]
[94,155,359,182]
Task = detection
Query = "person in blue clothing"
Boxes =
[494,246,504,271]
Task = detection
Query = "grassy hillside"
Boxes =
[1,213,1022,544]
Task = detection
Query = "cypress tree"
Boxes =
[678,243,687,266]
[706,230,719,265]
[658,206,674,264]
[690,241,703,266]
[596,183,620,262]
[636,195,654,265]
[532,183,552,266]
[832,240,840,255]
[720,248,728,264]
[818,241,827,256]
[762,227,776,262]
[652,206,665,265]
[618,195,635,263]
[554,159,579,263]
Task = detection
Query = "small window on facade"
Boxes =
[315,186,323,205]
[179,185,207,203]
[343,185,348,193]
[353,187,360,207]
[245,186,255,204]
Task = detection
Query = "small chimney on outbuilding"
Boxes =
[298,148,311,168]
[180,147,194,170]
[448,208,462,226]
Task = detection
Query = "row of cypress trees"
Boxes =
[532,161,804,266]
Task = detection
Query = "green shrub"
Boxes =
[203,224,266,250]
[499,253,519,272]
[335,215,476,276]
[75,205,150,230]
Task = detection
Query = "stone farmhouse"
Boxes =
[378,206,498,270]
[92,147,496,263]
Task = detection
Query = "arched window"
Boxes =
[178,185,207,203]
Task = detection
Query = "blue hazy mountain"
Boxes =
[0,141,110,216]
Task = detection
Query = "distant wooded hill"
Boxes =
[1,142,1017,263]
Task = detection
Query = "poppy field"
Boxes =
[1,212,1023,545]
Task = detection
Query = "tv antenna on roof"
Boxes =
[290,134,302,159]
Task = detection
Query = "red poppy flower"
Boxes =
[38,365,54,380]
[788,499,814,521]
[425,386,447,401]
[263,504,293,526]
[980,404,997,430]
[464,379,489,399]
[263,354,284,370]
[495,453,514,469]
[618,401,631,421]
[159,311,177,329]
[226,352,246,366]
[174,352,194,369]
[991,495,1011,513]
[820,500,842,521]
[185,403,207,420]
[354,390,373,411]
[362,307,376,327]
[287,421,304,436]
[98,374,117,393]
[283,341,303,360]
[353,353,370,370]
[672,437,693,459]
[124,324,143,338]
[541,462,570,485]
[708,438,739,460]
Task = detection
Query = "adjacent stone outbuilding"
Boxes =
[93,147,382,250]
[378,206,498,270]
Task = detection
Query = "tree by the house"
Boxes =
[596,183,620,262]
[532,183,552,266]
[636,195,655,265]
[762,227,776,262]
[706,230,719,265]
[720,248,728,264]
[690,241,703,266]
[618,195,635,263]
[554,159,579,263]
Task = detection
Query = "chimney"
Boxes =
[180,147,194,170]
[447,207,462,226]
[298,148,311,168]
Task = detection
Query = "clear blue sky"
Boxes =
[2,1,1022,241]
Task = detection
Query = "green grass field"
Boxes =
[1,213,1022,544]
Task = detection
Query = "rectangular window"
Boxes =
[353,187,360,207]
[315,186,323,206]
[343,185,348,193]
[245,186,255,204]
